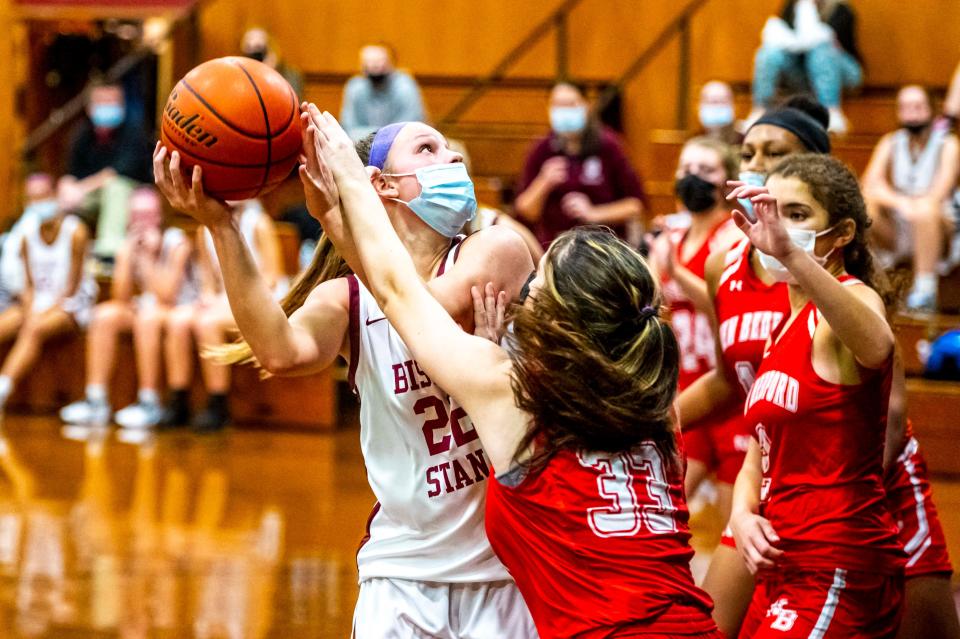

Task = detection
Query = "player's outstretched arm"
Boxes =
[153,144,348,375]
[311,111,528,471]
[729,184,894,370]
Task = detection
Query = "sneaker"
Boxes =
[828,107,849,135]
[158,403,190,429]
[59,399,111,425]
[906,288,937,313]
[191,407,231,434]
[114,401,163,430]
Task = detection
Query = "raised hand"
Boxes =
[645,231,676,279]
[472,283,508,344]
[152,143,231,227]
[302,106,368,182]
[298,104,340,219]
[726,181,795,260]
[561,191,593,221]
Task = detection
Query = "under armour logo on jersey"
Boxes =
[729,280,743,292]
[766,597,798,631]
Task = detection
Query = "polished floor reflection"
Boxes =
[0,407,372,638]
[0,408,957,638]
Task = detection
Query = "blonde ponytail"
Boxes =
[210,233,351,375]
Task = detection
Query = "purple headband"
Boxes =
[368,122,412,169]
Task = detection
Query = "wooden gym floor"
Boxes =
[0,399,957,638]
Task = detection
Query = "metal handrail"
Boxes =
[22,45,157,156]
[595,0,711,130]
[440,0,711,131]
[437,0,584,128]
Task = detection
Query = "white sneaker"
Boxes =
[115,401,163,430]
[828,107,849,134]
[60,399,111,425]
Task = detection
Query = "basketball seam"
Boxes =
[233,61,272,196]
[166,141,301,169]
[179,80,270,140]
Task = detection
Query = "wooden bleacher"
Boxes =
[7,220,339,431]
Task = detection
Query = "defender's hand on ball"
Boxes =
[153,142,231,227]
[298,104,340,219]
[304,107,368,182]
[727,182,796,261]
[472,283,508,344]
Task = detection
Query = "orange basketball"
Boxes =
[160,56,301,200]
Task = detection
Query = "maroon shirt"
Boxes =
[517,128,648,247]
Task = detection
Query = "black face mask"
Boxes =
[366,72,390,88]
[901,120,931,136]
[245,48,267,63]
[675,174,718,213]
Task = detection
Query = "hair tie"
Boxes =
[639,305,658,321]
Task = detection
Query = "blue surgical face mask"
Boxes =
[25,198,59,223]
[90,104,125,129]
[384,163,478,238]
[550,106,587,134]
[757,225,838,283]
[699,104,735,129]
[737,171,767,221]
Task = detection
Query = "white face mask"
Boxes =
[757,225,838,283]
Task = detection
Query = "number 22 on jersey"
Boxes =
[578,445,678,538]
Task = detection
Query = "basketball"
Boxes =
[160,56,301,200]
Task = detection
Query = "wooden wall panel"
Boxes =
[0,0,24,221]
[194,0,960,89]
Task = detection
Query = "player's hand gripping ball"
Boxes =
[160,56,302,200]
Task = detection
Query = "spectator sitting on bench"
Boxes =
[60,187,196,428]
[162,200,284,433]
[0,173,58,311]
[0,179,97,411]
[863,85,960,312]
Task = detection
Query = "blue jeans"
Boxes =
[752,42,862,108]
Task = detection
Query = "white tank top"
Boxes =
[25,216,95,313]
[891,128,948,197]
[204,203,264,275]
[349,237,510,583]
[136,227,199,307]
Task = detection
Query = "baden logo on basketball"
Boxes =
[163,90,219,149]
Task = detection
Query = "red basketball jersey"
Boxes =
[714,239,790,397]
[485,445,717,639]
[743,280,905,575]
[663,218,738,390]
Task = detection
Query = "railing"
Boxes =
[22,46,157,156]
[20,7,197,158]
[439,0,712,131]
[597,0,711,131]
[437,0,584,128]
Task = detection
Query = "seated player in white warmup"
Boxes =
[61,187,196,427]
[0,180,97,409]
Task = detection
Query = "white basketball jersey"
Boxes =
[136,227,198,307]
[25,216,95,313]
[349,238,510,583]
[204,202,263,275]
[203,202,287,298]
